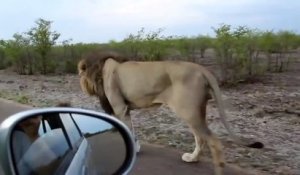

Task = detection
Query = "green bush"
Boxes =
[64,59,78,74]
[213,24,266,84]
[16,95,30,104]
[1,18,299,82]
[109,28,170,61]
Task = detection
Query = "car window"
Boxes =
[11,115,81,175]
[38,120,51,135]
[72,114,113,134]
[16,128,70,175]
[59,113,82,148]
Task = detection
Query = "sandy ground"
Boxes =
[0,64,299,175]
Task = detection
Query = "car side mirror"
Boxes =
[0,107,136,175]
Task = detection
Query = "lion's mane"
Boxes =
[78,51,127,114]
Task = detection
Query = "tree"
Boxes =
[0,34,32,74]
[276,30,299,72]
[258,31,279,71]
[0,40,9,69]
[172,37,198,61]
[213,24,265,84]
[213,24,235,82]
[27,18,60,74]
[114,27,169,61]
[195,35,212,58]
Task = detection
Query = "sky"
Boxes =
[0,0,299,44]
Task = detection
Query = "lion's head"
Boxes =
[77,51,127,114]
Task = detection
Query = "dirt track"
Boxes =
[0,65,299,174]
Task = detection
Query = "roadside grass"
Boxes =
[16,95,30,104]
[0,91,31,105]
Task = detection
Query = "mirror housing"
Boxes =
[0,107,136,175]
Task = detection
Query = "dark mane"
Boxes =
[80,51,128,115]
[82,51,128,65]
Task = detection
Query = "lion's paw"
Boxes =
[182,153,199,162]
[135,140,141,153]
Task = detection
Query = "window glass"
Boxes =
[60,113,81,147]
[72,114,113,135]
[16,128,70,175]
[38,120,51,135]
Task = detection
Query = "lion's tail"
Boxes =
[202,69,264,149]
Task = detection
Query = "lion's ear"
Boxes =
[77,60,87,76]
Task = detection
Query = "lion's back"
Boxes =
[115,61,206,107]
[117,60,204,88]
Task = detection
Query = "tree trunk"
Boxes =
[267,52,272,71]
[42,54,47,74]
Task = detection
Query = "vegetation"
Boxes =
[0,18,59,74]
[27,18,60,74]
[1,18,299,85]
[0,90,31,104]
[0,34,33,74]
[109,27,170,61]
[16,95,30,104]
[213,24,263,83]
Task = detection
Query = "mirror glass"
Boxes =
[10,112,127,175]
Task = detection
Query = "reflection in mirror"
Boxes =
[10,112,127,175]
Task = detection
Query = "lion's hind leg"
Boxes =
[182,116,225,175]
[181,126,206,162]
[168,103,208,163]
[210,138,225,175]
[168,86,225,175]
[181,99,208,163]
[200,126,225,175]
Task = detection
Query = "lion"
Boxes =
[77,51,264,175]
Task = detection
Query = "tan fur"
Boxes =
[78,52,263,175]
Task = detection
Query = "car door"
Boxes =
[12,113,85,175]
[13,118,72,175]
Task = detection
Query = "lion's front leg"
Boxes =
[103,64,141,153]
[124,116,141,153]
[113,106,141,153]
[119,110,141,153]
